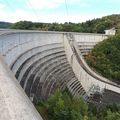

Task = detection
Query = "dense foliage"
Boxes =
[36,89,120,120]
[86,34,120,83]
[10,14,120,33]
[0,22,12,28]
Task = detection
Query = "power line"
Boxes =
[26,0,40,22]
[64,0,70,22]
[2,0,16,22]
[4,0,15,11]
[4,0,40,22]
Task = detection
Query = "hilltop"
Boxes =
[2,14,119,33]
[0,22,12,28]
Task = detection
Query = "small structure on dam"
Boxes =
[0,29,120,120]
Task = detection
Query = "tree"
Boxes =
[36,89,92,120]
[105,110,120,120]
[11,21,33,29]
[86,34,120,83]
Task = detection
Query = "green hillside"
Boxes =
[1,14,120,33]
[0,22,12,28]
[11,14,120,33]
[86,34,120,83]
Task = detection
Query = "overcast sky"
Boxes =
[0,0,120,23]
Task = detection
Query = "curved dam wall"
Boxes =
[63,33,120,97]
[0,30,82,102]
[0,31,63,67]
[0,30,107,67]
[1,30,119,101]
[74,33,108,55]
[0,29,120,119]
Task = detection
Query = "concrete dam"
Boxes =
[0,29,120,120]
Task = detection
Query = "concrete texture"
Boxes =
[0,55,43,120]
[63,33,120,96]
[0,29,120,119]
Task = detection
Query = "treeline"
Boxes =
[0,22,12,28]
[10,14,120,33]
[36,89,120,120]
[86,34,120,83]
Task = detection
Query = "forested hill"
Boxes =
[86,34,120,84]
[0,22,12,28]
[1,14,120,33]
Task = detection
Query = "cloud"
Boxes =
[0,8,110,23]
[0,3,6,9]
[79,3,90,7]
[26,0,88,10]
[0,9,33,22]
[10,9,39,22]
[0,0,119,23]
[26,0,65,10]
[110,0,120,2]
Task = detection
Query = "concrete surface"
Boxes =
[0,55,43,120]
[0,29,120,119]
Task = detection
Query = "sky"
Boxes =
[0,0,120,23]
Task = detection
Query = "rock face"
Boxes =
[0,29,120,119]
